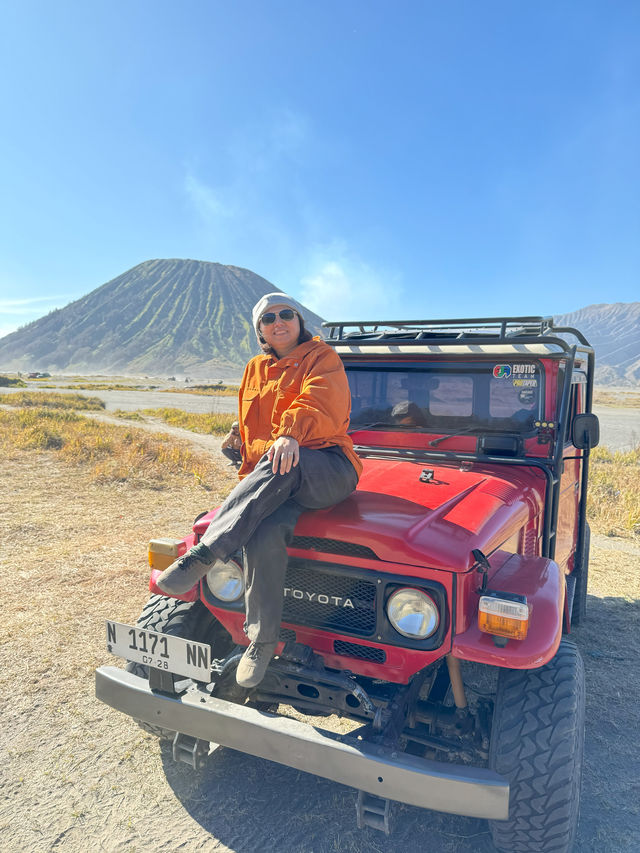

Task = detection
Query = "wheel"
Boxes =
[125,594,233,738]
[488,640,585,853]
[571,523,590,626]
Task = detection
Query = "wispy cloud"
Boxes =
[184,108,311,219]
[299,243,404,321]
[182,108,314,265]
[0,295,72,314]
[0,294,74,338]
[182,110,402,324]
[183,174,236,223]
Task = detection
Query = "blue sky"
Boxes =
[1,1,638,338]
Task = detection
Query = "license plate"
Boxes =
[106,621,211,682]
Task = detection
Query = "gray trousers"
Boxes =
[200,446,359,642]
[221,447,242,465]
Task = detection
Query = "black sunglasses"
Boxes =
[260,308,297,325]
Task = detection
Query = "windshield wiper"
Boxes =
[429,427,481,447]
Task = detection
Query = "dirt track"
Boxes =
[2,439,639,852]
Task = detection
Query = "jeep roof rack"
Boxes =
[323,316,591,347]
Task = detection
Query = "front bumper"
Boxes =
[95,665,509,820]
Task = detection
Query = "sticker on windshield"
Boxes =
[493,364,512,378]
[511,364,538,387]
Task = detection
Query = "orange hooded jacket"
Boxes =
[237,337,362,479]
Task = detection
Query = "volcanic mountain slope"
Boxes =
[554,302,640,386]
[0,259,325,379]
[2,264,637,386]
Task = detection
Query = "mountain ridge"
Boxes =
[0,259,325,381]
[0,260,637,385]
[554,302,640,386]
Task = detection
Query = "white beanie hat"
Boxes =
[252,292,304,332]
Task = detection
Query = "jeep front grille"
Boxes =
[282,562,377,637]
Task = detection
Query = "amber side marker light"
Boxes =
[478,592,529,641]
[148,538,187,572]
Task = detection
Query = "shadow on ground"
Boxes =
[161,744,495,853]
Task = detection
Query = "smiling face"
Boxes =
[259,303,301,358]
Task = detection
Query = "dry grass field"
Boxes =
[1,398,639,852]
[140,407,236,436]
[593,389,640,408]
[52,383,239,397]
[588,446,640,536]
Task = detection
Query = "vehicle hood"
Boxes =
[293,456,546,572]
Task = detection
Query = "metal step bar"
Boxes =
[172,732,210,770]
[356,790,392,834]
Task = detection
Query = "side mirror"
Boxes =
[571,413,599,450]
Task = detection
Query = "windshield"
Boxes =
[346,361,542,433]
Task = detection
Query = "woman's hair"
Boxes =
[257,313,313,355]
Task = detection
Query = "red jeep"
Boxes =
[96,316,598,853]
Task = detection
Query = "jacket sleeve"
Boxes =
[237,362,251,438]
[275,346,351,445]
[236,363,252,478]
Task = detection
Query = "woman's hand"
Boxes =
[268,436,300,474]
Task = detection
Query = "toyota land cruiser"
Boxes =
[96,316,598,852]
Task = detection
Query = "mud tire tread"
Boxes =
[488,639,585,853]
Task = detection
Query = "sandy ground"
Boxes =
[591,404,640,452]
[1,432,639,852]
[83,411,228,457]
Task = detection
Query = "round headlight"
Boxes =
[387,588,439,639]
[205,558,245,602]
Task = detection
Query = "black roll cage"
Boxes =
[323,316,595,564]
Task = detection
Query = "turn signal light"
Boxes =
[478,594,529,641]
[148,538,187,572]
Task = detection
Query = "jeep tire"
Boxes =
[125,594,233,739]
[488,639,585,853]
